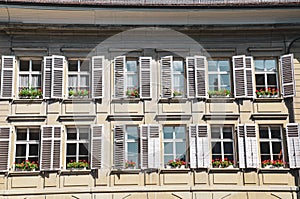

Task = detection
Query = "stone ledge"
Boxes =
[250,113,288,120]
[7,115,47,122]
[202,114,239,120]
[106,115,144,121]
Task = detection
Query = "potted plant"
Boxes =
[262,159,285,169]
[66,160,90,170]
[19,88,42,99]
[212,158,234,168]
[126,88,139,98]
[125,160,136,169]
[167,158,186,169]
[173,90,183,97]
[14,160,38,171]
[208,89,231,98]
[256,88,279,98]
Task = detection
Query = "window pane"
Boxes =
[211,127,220,139]
[68,60,78,71]
[208,61,217,71]
[271,127,281,139]
[163,126,173,139]
[19,75,29,88]
[173,61,184,72]
[32,60,41,71]
[80,75,89,87]
[219,61,230,72]
[164,142,173,154]
[29,129,40,140]
[220,74,230,86]
[267,74,277,86]
[272,142,282,154]
[127,126,138,139]
[126,61,137,72]
[68,75,78,88]
[67,128,77,140]
[224,142,233,154]
[212,142,221,154]
[208,74,218,90]
[17,129,27,140]
[175,142,186,155]
[127,74,138,88]
[265,60,276,71]
[79,143,89,155]
[16,144,26,156]
[128,142,138,154]
[67,143,76,155]
[80,60,89,72]
[175,126,185,139]
[254,60,264,71]
[259,127,269,138]
[173,74,184,92]
[261,155,271,161]
[223,127,232,139]
[224,155,234,161]
[212,155,221,160]
[164,155,173,165]
[20,60,29,71]
[29,144,39,156]
[255,74,265,87]
[260,142,270,154]
[31,75,41,88]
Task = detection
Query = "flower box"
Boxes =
[67,160,90,170]
[167,158,186,169]
[125,160,136,169]
[212,158,234,168]
[69,89,89,98]
[14,160,38,171]
[19,88,43,99]
[208,90,231,98]
[262,159,285,168]
[256,88,279,98]
[126,88,139,98]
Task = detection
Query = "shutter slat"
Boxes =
[280,54,295,98]
[114,56,126,98]
[245,124,259,168]
[195,56,207,98]
[245,57,255,98]
[189,125,197,168]
[92,56,104,99]
[139,57,152,99]
[233,55,246,98]
[148,125,160,168]
[140,125,148,169]
[197,125,209,168]
[91,125,103,169]
[237,125,246,168]
[1,56,15,98]
[51,56,65,99]
[0,127,11,172]
[161,56,173,98]
[286,123,300,168]
[43,56,52,99]
[114,125,125,169]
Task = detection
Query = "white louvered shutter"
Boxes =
[186,57,196,98]
[43,56,52,99]
[92,56,104,99]
[195,56,207,98]
[140,125,149,169]
[139,57,152,99]
[0,127,11,172]
[245,124,259,168]
[233,55,246,98]
[51,56,65,99]
[114,125,125,169]
[148,125,160,168]
[245,56,255,98]
[114,56,126,98]
[40,125,62,170]
[1,56,15,98]
[197,125,210,168]
[237,125,246,168]
[286,123,300,168]
[161,56,173,98]
[189,125,197,168]
[91,125,103,169]
[280,54,295,98]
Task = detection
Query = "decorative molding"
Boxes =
[11,47,47,52]
[247,47,283,52]
[206,98,235,103]
[158,98,189,103]
[251,113,288,120]
[60,48,95,52]
[7,115,47,122]
[155,114,192,121]
[202,114,239,120]
[58,115,96,122]
[253,98,283,103]
[106,115,144,121]
[108,48,142,52]
[12,99,44,104]
[155,48,189,52]
[205,48,236,52]
[111,98,140,104]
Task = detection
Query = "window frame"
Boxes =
[15,127,40,164]
[65,126,90,168]
[124,125,140,167]
[125,58,139,96]
[210,125,235,163]
[18,58,42,92]
[172,58,186,97]
[207,58,231,92]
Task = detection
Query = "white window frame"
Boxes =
[124,125,140,166]
[163,125,187,165]
[208,59,231,91]
[259,125,285,163]
[125,59,139,92]
[15,127,40,163]
[67,59,90,96]
[66,126,90,166]
[172,59,185,97]
[210,125,235,162]
[254,58,279,91]
[18,59,42,92]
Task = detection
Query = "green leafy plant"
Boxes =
[256,88,279,97]
[15,160,38,171]
[19,88,42,98]
[212,158,233,168]
[67,160,90,169]
[126,88,139,98]
[125,160,136,168]
[167,158,186,168]
[208,89,231,97]
[262,159,285,168]
[69,89,89,97]
[173,90,183,97]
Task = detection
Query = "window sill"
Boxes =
[259,168,290,173]
[8,170,40,176]
[12,99,44,104]
[110,169,140,174]
[63,98,94,103]
[160,168,190,173]
[158,98,188,103]
[206,98,235,103]
[253,98,283,103]
[209,168,240,173]
[59,169,92,175]
[111,98,141,103]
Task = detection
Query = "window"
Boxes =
[211,125,234,162]
[125,125,139,166]
[172,60,185,97]
[259,125,284,163]
[163,126,186,165]
[68,59,90,97]
[125,59,139,97]
[15,128,40,164]
[254,58,278,91]
[208,60,231,92]
[19,59,42,92]
[66,127,90,166]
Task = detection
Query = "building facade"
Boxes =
[0,0,300,198]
